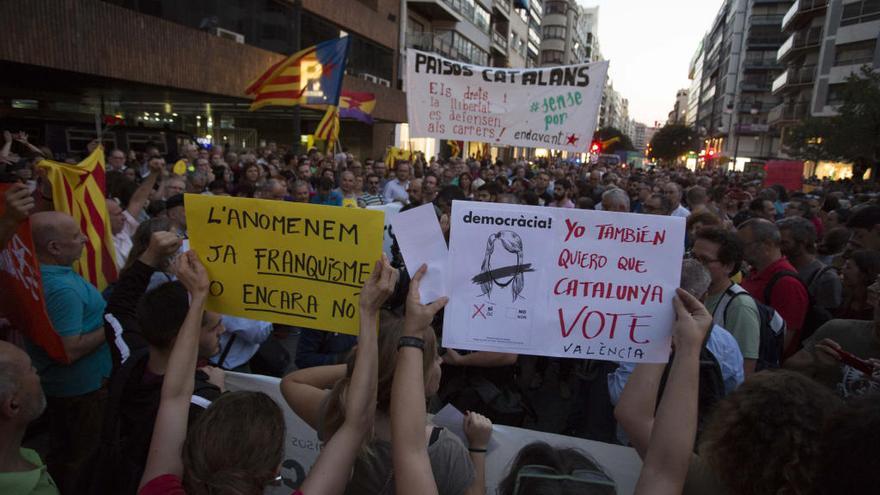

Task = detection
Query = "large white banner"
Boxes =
[225,372,642,495]
[406,49,608,153]
[442,201,685,363]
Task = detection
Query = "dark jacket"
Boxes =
[104,260,156,369]
[294,328,357,369]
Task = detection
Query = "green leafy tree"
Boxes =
[784,66,880,181]
[594,127,635,153]
[648,124,697,165]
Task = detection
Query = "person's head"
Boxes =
[554,179,572,201]
[497,442,616,495]
[291,180,310,203]
[162,176,186,199]
[395,162,411,182]
[686,210,722,240]
[842,250,880,293]
[0,340,46,432]
[188,171,210,193]
[533,172,550,192]
[258,179,287,201]
[30,211,87,266]
[137,281,225,357]
[748,198,776,221]
[700,370,843,495]
[777,216,817,259]
[686,185,707,211]
[183,143,199,161]
[408,178,423,204]
[637,183,652,202]
[363,173,380,195]
[813,394,880,494]
[165,194,186,232]
[324,312,440,434]
[195,158,211,173]
[784,198,811,219]
[644,193,671,215]
[108,148,127,171]
[374,161,387,178]
[663,182,682,208]
[818,227,851,257]
[296,163,312,182]
[692,227,744,282]
[680,258,711,301]
[825,208,851,231]
[182,391,285,495]
[338,171,355,195]
[243,163,261,184]
[315,176,333,196]
[423,173,439,194]
[847,205,880,251]
[106,198,126,235]
[600,188,630,213]
[476,183,500,203]
[737,218,781,269]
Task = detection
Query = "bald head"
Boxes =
[0,340,46,424]
[30,211,86,266]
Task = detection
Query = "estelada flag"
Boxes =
[246,36,351,110]
[314,105,340,152]
[384,147,412,169]
[0,184,68,363]
[339,91,376,124]
[37,147,118,290]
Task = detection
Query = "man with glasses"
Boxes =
[107,149,127,172]
[692,227,760,376]
[358,173,385,207]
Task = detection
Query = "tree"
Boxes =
[784,66,880,181]
[594,127,635,153]
[648,124,697,165]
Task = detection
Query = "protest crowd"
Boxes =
[2,129,880,495]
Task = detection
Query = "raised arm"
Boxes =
[138,251,210,488]
[299,256,397,495]
[126,158,163,219]
[0,183,34,247]
[280,363,347,431]
[632,288,711,495]
[391,264,448,495]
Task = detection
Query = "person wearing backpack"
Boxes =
[691,227,760,376]
[737,219,809,360]
[778,217,842,312]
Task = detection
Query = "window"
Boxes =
[474,5,491,33]
[841,0,880,26]
[545,1,567,15]
[542,50,564,64]
[826,83,847,106]
[542,25,566,40]
[834,39,877,66]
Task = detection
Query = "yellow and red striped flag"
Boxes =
[37,147,118,290]
[314,105,340,152]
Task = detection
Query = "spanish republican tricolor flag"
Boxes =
[38,147,117,290]
[246,36,351,110]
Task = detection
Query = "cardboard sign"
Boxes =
[763,160,804,191]
[186,194,384,335]
[224,371,642,495]
[406,49,608,152]
[442,201,685,363]
[0,184,68,363]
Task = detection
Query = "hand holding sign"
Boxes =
[671,288,712,355]
[404,264,449,337]
[359,254,399,316]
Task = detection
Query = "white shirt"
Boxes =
[383,179,409,204]
[671,204,691,218]
[113,210,139,269]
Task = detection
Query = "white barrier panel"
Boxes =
[225,372,642,494]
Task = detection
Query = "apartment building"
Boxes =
[668,89,690,124]
[693,0,793,169]
[539,1,600,65]
[769,0,880,126]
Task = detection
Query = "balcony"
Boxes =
[491,30,508,52]
[405,32,458,60]
[750,14,785,26]
[743,57,783,70]
[747,34,787,48]
[741,76,773,92]
[772,65,817,94]
[782,0,828,32]
[768,101,810,124]
[777,26,823,62]
[493,0,511,18]
[408,0,461,22]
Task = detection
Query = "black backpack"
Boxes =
[716,284,787,371]
[765,270,833,348]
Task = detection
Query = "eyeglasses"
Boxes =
[511,465,616,494]
[685,251,720,265]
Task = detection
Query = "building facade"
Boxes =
[769,0,880,129]
[539,1,600,66]
[692,0,794,170]
[667,89,690,124]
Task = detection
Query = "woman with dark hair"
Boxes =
[235,162,263,197]
[138,253,396,495]
[459,172,474,200]
[281,266,487,495]
[495,443,616,495]
[836,250,880,320]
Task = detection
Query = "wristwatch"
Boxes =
[398,336,425,351]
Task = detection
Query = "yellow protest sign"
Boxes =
[185,194,384,335]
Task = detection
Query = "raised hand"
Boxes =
[404,264,448,337]
[671,288,712,353]
[173,250,209,297]
[463,411,492,450]
[358,254,398,315]
[139,231,183,268]
[2,183,35,223]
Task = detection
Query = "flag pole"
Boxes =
[291,0,303,154]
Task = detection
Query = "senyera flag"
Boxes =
[37,146,118,291]
[246,36,351,110]
[314,105,340,151]
[0,184,69,363]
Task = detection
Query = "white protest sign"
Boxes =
[367,202,403,258]
[390,203,448,302]
[225,371,642,495]
[442,201,685,363]
[406,49,608,152]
